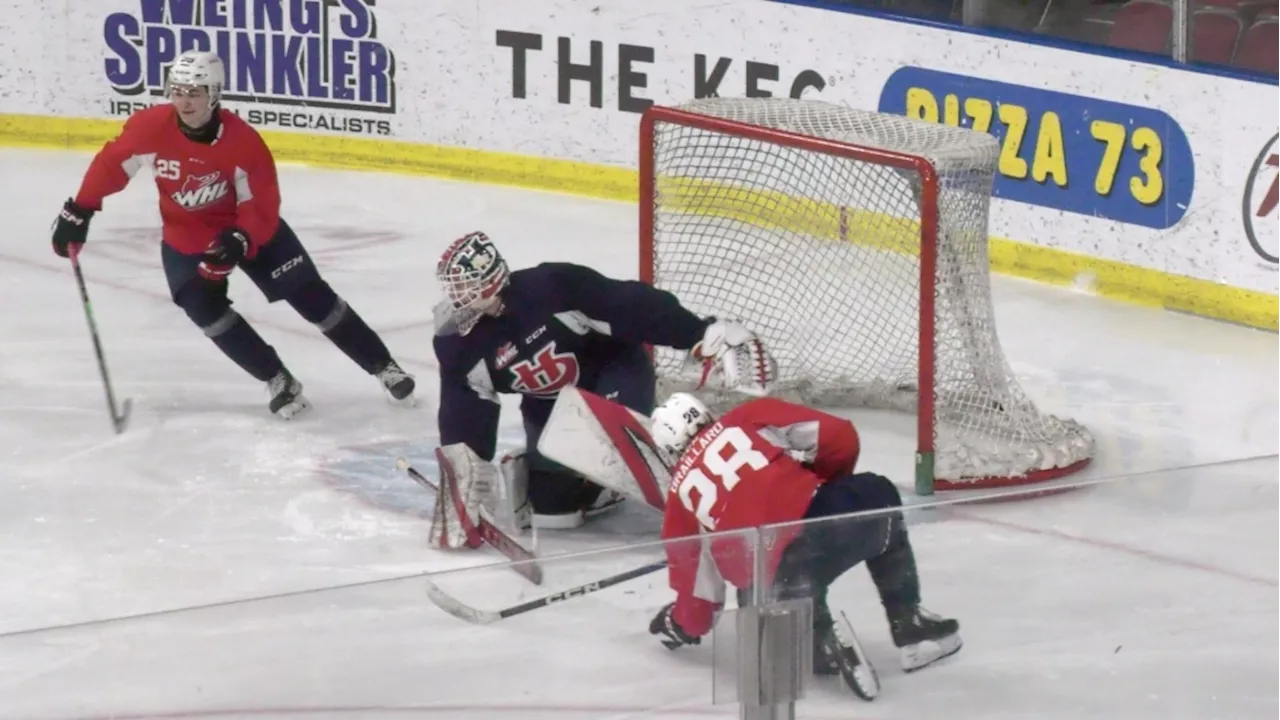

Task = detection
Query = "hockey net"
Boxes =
[639,98,1094,491]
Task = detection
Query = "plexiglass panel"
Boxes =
[0,459,1274,718]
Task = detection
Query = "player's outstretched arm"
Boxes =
[553,263,777,394]
[73,110,158,212]
[649,497,723,647]
[554,263,710,348]
[53,111,156,258]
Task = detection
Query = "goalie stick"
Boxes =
[395,456,543,585]
[68,245,131,434]
[425,559,669,625]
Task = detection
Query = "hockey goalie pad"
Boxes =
[492,451,531,532]
[536,387,671,511]
[430,443,496,549]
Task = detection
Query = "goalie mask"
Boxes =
[650,393,715,461]
[435,231,510,335]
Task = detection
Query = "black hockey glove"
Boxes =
[649,602,701,650]
[51,198,94,258]
[198,227,249,281]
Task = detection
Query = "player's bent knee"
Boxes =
[176,281,239,337]
[287,280,346,330]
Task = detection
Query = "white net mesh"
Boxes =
[644,98,1094,487]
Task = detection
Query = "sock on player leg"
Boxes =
[865,522,922,614]
[204,311,285,382]
[288,282,393,374]
[177,279,283,382]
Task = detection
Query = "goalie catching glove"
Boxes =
[691,319,777,397]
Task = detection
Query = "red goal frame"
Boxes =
[637,104,1089,495]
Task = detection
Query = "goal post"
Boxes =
[638,98,1094,495]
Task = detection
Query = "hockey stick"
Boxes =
[425,558,669,625]
[395,456,544,585]
[68,245,132,434]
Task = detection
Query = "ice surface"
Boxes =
[0,147,1275,718]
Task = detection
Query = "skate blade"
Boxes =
[274,397,312,420]
[838,615,880,701]
[583,493,625,520]
[901,633,963,673]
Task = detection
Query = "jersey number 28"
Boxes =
[676,426,769,530]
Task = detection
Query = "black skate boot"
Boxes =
[267,368,311,419]
[529,476,623,530]
[888,605,962,672]
[813,599,880,701]
[375,360,415,404]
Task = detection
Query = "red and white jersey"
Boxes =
[659,397,861,637]
[75,105,281,256]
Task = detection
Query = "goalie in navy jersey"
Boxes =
[432,231,778,529]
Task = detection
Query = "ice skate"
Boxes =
[890,606,962,672]
[584,488,625,519]
[531,482,624,530]
[813,603,880,701]
[267,368,311,419]
[375,360,416,405]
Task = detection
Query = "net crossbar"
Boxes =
[639,98,1094,491]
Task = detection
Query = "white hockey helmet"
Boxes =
[435,231,510,335]
[650,393,715,461]
[165,50,226,104]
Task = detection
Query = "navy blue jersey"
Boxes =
[434,262,710,461]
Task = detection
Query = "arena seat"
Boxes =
[1108,0,1174,53]
[1233,13,1279,72]
[1193,6,1244,64]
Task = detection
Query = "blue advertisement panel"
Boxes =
[879,67,1195,230]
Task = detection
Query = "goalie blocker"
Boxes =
[538,388,962,700]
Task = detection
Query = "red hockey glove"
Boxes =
[198,227,249,281]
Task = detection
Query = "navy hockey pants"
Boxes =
[161,218,393,380]
[161,218,321,303]
[747,472,920,617]
[521,344,656,513]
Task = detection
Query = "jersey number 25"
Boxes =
[156,159,181,180]
[676,426,769,530]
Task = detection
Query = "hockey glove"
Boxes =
[198,227,249,281]
[692,320,777,397]
[51,198,94,258]
[649,602,701,650]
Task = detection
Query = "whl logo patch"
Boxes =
[171,171,228,209]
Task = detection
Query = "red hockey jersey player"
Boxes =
[73,95,278,256]
[646,393,962,700]
[50,50,414,418]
